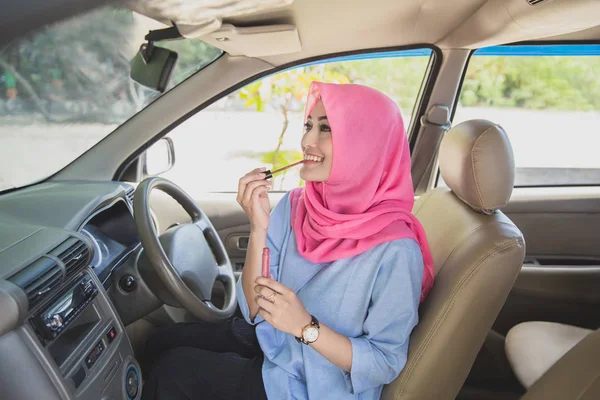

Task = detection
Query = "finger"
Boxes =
[244,167,266,178]
[238,169,261,198]
[254,284,276,298]
[244,180,270,206]
[239,180,266,208]
[258,308,273,324]
[251,186,270,208]
[236,181,242,204]
[241,169,267,186]
[236,177,245,204]
[237,168,267,203]
[245,186,269,213]
[259,183,273,199]
[255,277,291,295]
[255,296,276,313]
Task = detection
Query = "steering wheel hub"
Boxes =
[158,224,219,301]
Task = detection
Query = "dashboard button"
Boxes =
[119,275,137,292]
[106,326,117,343]
[126,366,139,398]
[85,341,105,369]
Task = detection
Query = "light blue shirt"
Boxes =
[236,192,424,400]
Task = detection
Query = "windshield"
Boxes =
[0,7,223,192]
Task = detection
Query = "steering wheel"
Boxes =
[133,177,237,322]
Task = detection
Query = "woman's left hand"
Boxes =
[254,276,312,337]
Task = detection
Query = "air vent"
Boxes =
[8,257,63,308]
[126,187,135,205]
[526,0,547,5]
[52,238,90,277]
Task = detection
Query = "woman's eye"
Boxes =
[320,124,331,133]
[304,123,312,132]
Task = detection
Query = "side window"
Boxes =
[160,49,434,196]
[449,44,600,187]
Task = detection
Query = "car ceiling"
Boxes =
[3,0,599,59]
[127,0,600,67]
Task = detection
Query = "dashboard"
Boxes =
[0,181,154,400]
[80,199,141,286]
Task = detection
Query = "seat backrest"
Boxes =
[383,119,526,400]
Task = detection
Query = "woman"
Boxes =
[142,82,434,400]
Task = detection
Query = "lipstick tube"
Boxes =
[262,247,270,278]
[263,160,304,180]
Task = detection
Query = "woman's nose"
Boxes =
[301,129,318,149]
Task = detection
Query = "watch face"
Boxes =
[303,326,319,343]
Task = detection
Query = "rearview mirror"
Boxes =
[130,43,178,93]
[143,137,175,176]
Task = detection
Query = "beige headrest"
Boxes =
[439,119,515,214]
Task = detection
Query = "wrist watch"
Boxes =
[295,315,320,345]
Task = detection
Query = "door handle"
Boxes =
[228,234,249,250]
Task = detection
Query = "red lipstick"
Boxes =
[264,160,305,180]
[262,247,270,278]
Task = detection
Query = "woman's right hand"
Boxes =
[237,168,272,232]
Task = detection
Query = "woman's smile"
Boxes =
[303,152,324,165]
[300,100,333,182]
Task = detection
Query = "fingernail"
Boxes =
[259,167,267,171]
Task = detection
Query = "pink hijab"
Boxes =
[290,82,434,301]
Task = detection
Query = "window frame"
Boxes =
[114,44,443,185]
[436,42,600,189]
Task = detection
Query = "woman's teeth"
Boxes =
[304,155,323,162]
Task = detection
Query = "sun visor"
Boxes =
[200,24,301,57]
[130,0,294,37]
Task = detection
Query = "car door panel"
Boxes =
[492,187,600,335]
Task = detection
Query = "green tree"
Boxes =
[0,7,222,123]
[331,56,431,115]
[459,56,600,111]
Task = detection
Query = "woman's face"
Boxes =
[300,100,333,182]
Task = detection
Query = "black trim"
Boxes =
[158,51,178,93]
[503,39,600,46]
[113,44,443,181]
[145,26,183,42]
[513,183,600,189]
[312,314,319,328]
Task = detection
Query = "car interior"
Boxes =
[0,0,599,399]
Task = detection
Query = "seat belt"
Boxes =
[411,104,451,195]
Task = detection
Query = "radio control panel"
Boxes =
[31,274,98,343]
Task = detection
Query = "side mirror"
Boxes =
[143,137,175,176]
[130,43,178,93]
